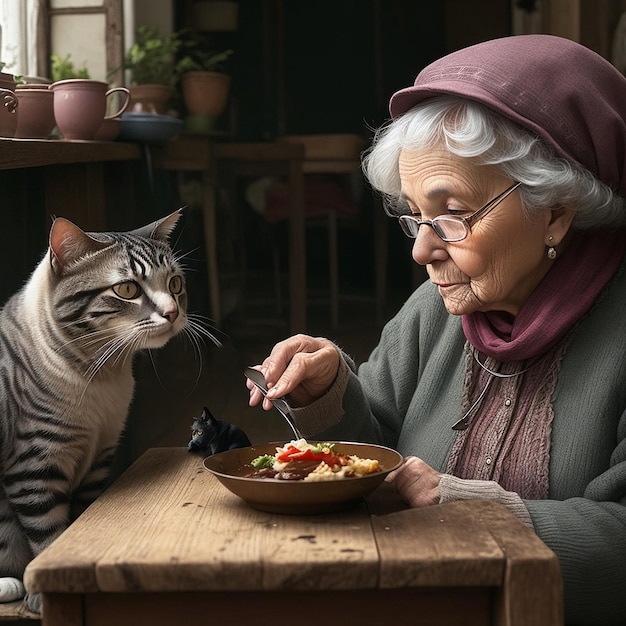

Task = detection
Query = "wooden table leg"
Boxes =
[42,593,84,626]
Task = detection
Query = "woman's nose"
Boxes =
[411,224,448,265]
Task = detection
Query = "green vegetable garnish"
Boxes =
[311,442,335,454]
[251,454,275,469]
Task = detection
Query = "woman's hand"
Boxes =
[247,334,340,409]
[385,456,442,507]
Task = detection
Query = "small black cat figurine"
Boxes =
[187,406,251,455]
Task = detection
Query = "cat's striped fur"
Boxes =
[0,210,197,612]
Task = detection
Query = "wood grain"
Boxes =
[0,600,39,622]
[25,449,379,594]
[25,448,564,626]
[372,500,505,587]
[0,139,140,171]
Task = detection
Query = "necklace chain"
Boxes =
[451,349,534,430]
[472,350,534,378]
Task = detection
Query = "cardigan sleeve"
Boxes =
[523,432,626,625]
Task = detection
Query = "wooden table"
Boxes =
[24,448,563,626]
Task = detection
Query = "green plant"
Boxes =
[175,45,233,75]
[124,26,181,86]
[51,54,90,81]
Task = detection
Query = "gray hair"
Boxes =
[362,96,626,229]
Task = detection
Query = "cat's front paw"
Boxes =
[26,591,42,614]
[0,577,25,603]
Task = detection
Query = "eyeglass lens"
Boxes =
[397,181,520,242]
[398,215,468,241]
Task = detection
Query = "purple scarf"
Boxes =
[462,230,626,361]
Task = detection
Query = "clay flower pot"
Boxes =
[181,71,230,118]
[50,79,130,140]
[15,87,56,139]
[128,84,175,115]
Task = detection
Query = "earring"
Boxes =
[546,236,557,259]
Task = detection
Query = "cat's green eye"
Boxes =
[169,275,183,295]
[113,281,141,299]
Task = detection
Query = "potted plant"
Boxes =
[123,26,181,114]
[175,33,233,130]
[51,53,91,81]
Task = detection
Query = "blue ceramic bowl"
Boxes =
[117,112,183,144]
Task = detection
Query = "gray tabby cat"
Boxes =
[0,210,204,612]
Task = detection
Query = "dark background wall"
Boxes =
[175,0,513,141]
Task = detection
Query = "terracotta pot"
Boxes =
[128,84,175,115]
[181,71,230,118]
[15,88,56,138]
[0,88,18,138]
[50,79,130,140]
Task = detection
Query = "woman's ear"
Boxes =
[545,207,576,246]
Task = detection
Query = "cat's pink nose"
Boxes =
[162,308,178,324]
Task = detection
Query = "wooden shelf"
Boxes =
[0,138,141,171]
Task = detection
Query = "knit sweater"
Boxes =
[291,265,626,626]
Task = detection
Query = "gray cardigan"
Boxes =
[294,267,626,625]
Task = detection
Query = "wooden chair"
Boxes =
[273,134,388,329]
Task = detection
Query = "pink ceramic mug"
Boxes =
[0,87,19,138]
[15,88,56,139]
[50,79,130,141]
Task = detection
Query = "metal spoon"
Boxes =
[244,366,303,439]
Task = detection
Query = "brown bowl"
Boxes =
[204,441,403,515]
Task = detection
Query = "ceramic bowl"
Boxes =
[204,441,403,515]
[117,112,183,144]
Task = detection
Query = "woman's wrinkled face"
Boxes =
[399,147,554,316]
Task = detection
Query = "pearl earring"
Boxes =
[547,235,557,259]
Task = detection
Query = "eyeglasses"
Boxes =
[397,181,522,243]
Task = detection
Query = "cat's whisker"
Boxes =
[186,312,223,346]
[84,327,141,381]
[172,247,200,268]
[58,320,129,353]
[179,326,207,390]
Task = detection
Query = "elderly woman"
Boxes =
[248,35,626,624]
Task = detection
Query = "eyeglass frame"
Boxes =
[396,181,522,243]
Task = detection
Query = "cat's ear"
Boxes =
[131,208,183,242]
[201,406,216,424]
[49,217,110,276]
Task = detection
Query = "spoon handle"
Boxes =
[244,367,303,439]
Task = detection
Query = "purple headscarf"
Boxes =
[389,34,626,195]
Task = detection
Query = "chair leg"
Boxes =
[328,209,339,330]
